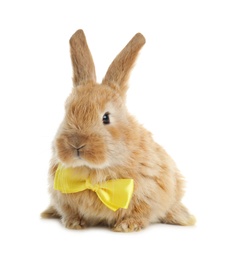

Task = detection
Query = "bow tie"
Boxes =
[54,164,134,211]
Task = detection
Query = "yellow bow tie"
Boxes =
[54,164,134,211]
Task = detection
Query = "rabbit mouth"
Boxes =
[76,144,86,159]
[55,136,108,169]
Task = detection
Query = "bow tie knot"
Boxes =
[85,179,98,192]
[54,164,134,211]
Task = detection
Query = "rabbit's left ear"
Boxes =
[102,33,145,97]
[70,29,96,87]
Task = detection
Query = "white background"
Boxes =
[0,0,227,259]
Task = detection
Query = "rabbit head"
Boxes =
[55,30,145,169]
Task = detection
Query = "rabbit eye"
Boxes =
[103,112,110,125]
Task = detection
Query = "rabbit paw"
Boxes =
[61,216,86,230]
[113,218,144,232]
[41,206,60,219]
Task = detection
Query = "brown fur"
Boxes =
[41,29,195,232]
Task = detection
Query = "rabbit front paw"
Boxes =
[61,216,86,230]
[113,218,146,232]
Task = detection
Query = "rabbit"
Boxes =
[41,29,195,232]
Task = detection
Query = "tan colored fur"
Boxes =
[41,29,195,232]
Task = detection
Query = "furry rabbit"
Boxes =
[41,29,195,232]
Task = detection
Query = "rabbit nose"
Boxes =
[76,144,86,157]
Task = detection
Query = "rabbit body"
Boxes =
[42,30,195,231]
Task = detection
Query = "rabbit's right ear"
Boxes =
[70,29,96,87]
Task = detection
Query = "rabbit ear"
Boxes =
[70,29,96,86]
[102,33,145,96]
